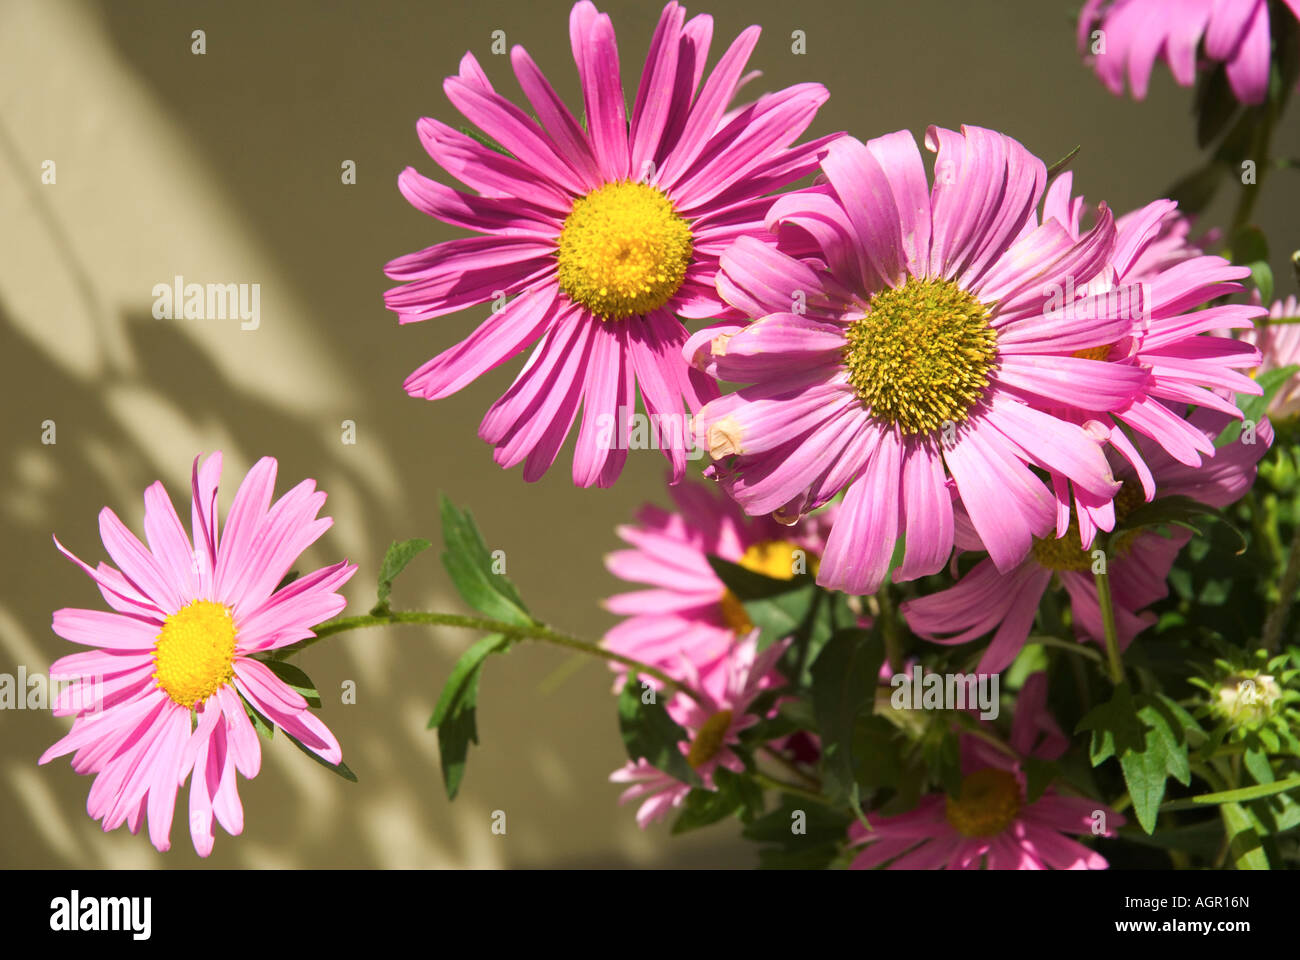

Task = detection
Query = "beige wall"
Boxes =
[2,0,1297,868]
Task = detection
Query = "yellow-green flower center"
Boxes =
[843,277,997,436]
[945,767,1021,837]
[1030,481,1146,571]
[718,540,818,635]
[556,181,693,321]
[153,599,237,708]
[687,709,734,768]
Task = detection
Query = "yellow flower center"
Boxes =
[153,600,237,708]
[844,277,998,436]
[1030,481,1146,571]
[718,540,819,635]
[945,768,1022,837]
[687,709,734,768]
[555,181,693,321]
[1071,343,1114,362]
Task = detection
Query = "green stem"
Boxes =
[276,610,700,701]
[1262,525,1300,652]
[1094,554,1124,685]
[752,771,833,807]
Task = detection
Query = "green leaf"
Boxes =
[458,126,513,158]
[743,794,852,870]
[428,633,511,729]
[1076,685,1191,833]
[671,768,763,835]
[1217,365,1300,446]
[1114,494,1223,538]
[1195,64,1240,148]
[1023,755,1057,804]
[852,715,903,792]
[428,633,512,800]
[1251,263,1274,305]
[1118,699,1192,834]
[257,658,321,708]
[372,538,431,614]
[810,627,885,803]
[1228,225,1269,266]
[1222,802,1270,869]
[706,555,814,601]
[1045,144,1082,181]
[617,679,700,788]
[283,730,358,782]
[437,671,481,801]
[439,495,532,627]
[1076,683,1145,765]
[239,694,275,741]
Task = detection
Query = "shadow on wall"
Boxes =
[0,0,754,869]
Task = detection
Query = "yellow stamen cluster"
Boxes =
[687,709,734,768]
[153,600,237,708]
[944,767,1022,837]
[1071,343,1114,362]
[718,540,819,635]
[844,277,998,436]
[1030,481,1146,571]
[556,181,693,321]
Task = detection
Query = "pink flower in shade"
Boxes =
[610,634,788,828]
[849,673,1122,869]
[384,1,836,488]
[39,454,356,856]
[1241,295,1300,418]
[602,477,831,702]
[688,125,1151,597]
[902,409,1272,673]
[1031,172,1262,548]
[1078,0,1300,105]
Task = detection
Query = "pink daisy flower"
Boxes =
[39,453,356,856]
[1032,172,1261,547]
[689,125,1147,596]
[610,634,787,828]
[902,409,1272,673]
[385,0,835,487]
[1241,295,1300,418]
[849,673,1122,869]
[1078,0,1300,105]
[603,477,830,702]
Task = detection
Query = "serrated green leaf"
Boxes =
[439,495,532,627]
[437,668,481,801]
[428,633,511,730]
[1075,683,1145,765]
[428,633,512,800]
[372,538,431,613]
[1119,700,1192,834]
